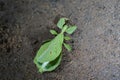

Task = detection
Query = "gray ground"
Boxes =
[0,0,120,80]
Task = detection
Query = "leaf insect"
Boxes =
[34,18,77,73]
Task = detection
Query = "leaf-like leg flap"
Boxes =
[50,29,58,35]
[65,26,77,34]
[63,43,72,51]
[57,18,68,29]
[64,36,71,40]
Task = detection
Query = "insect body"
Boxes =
[34,18,77,73]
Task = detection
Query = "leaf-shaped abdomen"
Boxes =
[37,34,64,63]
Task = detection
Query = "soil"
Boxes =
[0,0,120,80]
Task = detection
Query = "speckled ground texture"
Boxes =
[0,0,120,80]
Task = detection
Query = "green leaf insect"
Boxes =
[34,18,77,73]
